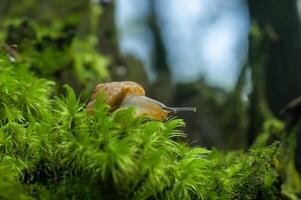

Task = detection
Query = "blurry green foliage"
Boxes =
[254,119,285,147]
[0,0,110,96]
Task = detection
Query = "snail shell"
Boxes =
[87,81,196,121]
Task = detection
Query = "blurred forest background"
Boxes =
[1,0,301,176]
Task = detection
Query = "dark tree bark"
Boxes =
[248,0,301,175]
[249,0,301,114]
[248,26,272,144]
[98,0,149,86]
[147,0,173,104]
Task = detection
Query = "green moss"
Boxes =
[0,51,287,199]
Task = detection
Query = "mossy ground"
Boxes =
[0,51,285,199]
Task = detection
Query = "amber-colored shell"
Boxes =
[88,81,144,109]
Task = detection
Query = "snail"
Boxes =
[87,81,197,121]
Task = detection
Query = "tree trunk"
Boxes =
[249,0,301,114]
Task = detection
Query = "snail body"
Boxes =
[121,95,169,121]
[87,81,196,121]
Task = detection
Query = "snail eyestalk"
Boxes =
[164,107,197,113]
